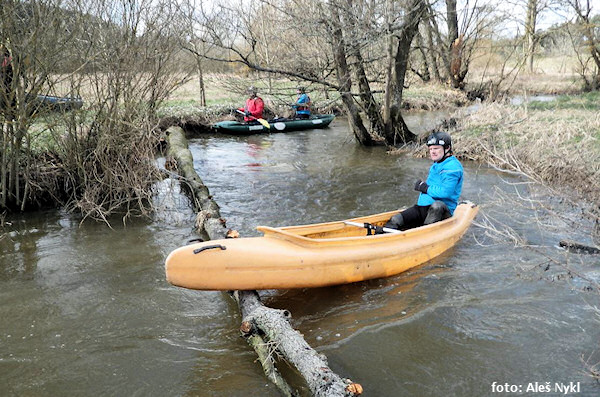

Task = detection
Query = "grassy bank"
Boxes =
[450,92,600,207]
[158,74,471,126]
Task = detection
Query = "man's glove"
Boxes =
[245,110,251,116]
[414,179,429,194]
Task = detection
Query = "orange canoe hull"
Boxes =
[165,202,478,290]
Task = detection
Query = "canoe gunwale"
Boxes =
[256,204,474,247]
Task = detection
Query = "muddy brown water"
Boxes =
[1,111,599,396]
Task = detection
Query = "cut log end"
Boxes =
[346,382,363,395]
[240,320,254,336]
[226,229,240,238]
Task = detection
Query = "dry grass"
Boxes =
[451,101,600,206]
[503,73,583,95]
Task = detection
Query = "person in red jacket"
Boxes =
[238,86,264,122]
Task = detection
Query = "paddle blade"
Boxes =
[257,118,270,129]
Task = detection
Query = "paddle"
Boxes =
[236,109,270,129]
[344,221,401,234]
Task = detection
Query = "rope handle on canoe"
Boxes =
[193,244,227,254]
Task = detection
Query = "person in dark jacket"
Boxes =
[385,131,463,231]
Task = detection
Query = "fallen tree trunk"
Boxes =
[166,126,229,239]
[165,126,362,396]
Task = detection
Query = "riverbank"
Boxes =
[157,77,471,132]
[452,93,599,208]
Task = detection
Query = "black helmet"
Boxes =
[426,131,452,150]
[297,86,305,93]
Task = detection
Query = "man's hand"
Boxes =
[245,110,251,117]
[414,179,429,194]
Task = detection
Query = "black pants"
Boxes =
[385,201,451,231]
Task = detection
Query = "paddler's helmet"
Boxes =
[297,86,306,93]
[247,86,258,95]
[426,131,453,160]
[426,131,452,151]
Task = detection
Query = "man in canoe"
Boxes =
[293,86,311,119]
[384,131,463,231]
[238,86,265,122]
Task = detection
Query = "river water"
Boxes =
[1,113,599,396]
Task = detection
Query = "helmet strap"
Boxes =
[437,148,452,163]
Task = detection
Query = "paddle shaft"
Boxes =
[344,221,401,234]
[235,109,270,128]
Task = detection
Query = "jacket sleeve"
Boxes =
[425,167,462,200]
[249,98,264,117]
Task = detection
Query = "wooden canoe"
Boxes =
[165,201,478,290]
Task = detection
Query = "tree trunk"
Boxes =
[166,126,228,238]
[559,239,600,255]
[415,31,431,82]
[1,122,7,208]
[165,126,363,396]
[446,0,462,88]
[327,2,375,146]
[382,0,395,126]
[353,49,385,138]
[446,0,458,45]
[196,57,206,107]
[382,0,424,145]
[234,290,363,396]
[423,7,442,82]
[427,3,451,83]
[525,0,538,74]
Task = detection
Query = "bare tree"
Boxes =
[418,0,499,90]
[1,0,190,221]
[563,0,600,90]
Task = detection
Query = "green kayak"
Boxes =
[213,114,335,135]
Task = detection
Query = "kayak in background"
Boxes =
[35,95,83,112]
[213,114,335,135]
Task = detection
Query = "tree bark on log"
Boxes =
[165,126,362,396]
[559,240,600,255]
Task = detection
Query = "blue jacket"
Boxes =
[417,156,463,214]
[295,94,310,115]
